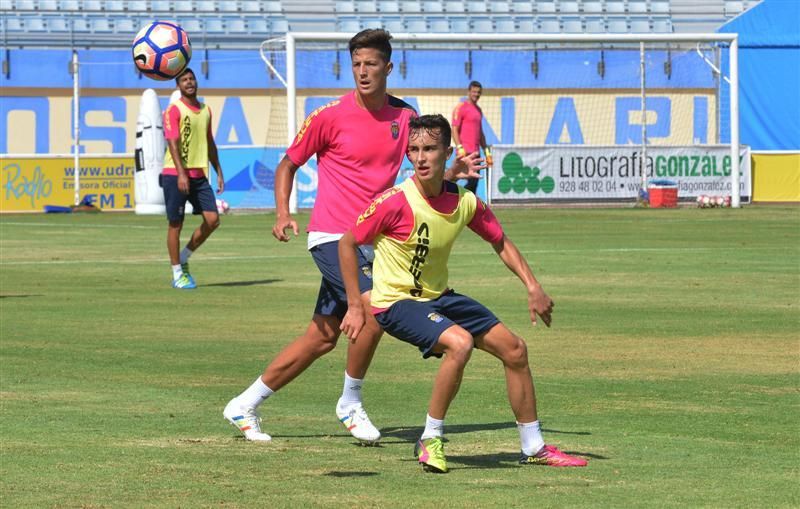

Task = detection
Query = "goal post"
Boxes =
[278,32,742,209]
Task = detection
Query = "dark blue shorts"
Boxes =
[160,174,217,222]
[375,290,500,359]
[310,241,373,319]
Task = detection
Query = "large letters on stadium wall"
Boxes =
[1,92,715,153]
[490,146,751,203]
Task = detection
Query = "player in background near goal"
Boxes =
[452,80,492,194]
[224,30,484,443]
[161,68,224,290]
[339,114,588,472]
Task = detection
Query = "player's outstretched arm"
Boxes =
[272,155,300,242]
[338,231,366,342]
[491,234,554,327]
[445,151,486,182]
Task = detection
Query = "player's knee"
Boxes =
[206,216,220,231]
[442,329,474,364]
[503,336,529,369]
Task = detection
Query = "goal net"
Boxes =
[264,33,743,209]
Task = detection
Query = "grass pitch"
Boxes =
[1,206,798,508]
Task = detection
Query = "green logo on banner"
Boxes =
[498,153,555,194]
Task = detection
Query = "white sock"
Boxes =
[338,371,363,407]
[421,414,444,440]
[518,420,545,456]
[235,377,274,410]
[180,246,194,265]
[171,264,183,280]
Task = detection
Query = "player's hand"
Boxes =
[272,214,299,242]
[217,174,225,194]
[450,151,487,180]
[527,285,554,327]
[341,302,366,342]
[177,174,190,194]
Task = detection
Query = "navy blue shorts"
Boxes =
[375,290,500,359]
[160,174,217,222]
[310,241,373,319]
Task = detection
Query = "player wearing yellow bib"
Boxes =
[162,68,224,289]
[339,114,588,473]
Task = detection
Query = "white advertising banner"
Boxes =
[490,146,751,203]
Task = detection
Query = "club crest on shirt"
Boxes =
[391,121,399,139]
[427,312,444,323]
[360,264,372,279]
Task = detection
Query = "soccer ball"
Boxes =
[132,21,192,81]
[215,199,230,214]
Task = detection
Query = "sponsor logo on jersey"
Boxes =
[427,312,443,323]
[356,186,402,225]
[409,222,429,297]
[295,99,341,142]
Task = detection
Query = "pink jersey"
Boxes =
[163,98,212,179]
[452,100,483,153]
[286,91,417,234]
[352,179,504,246]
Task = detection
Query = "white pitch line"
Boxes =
[0,246,790,266]
[0,222,157,229]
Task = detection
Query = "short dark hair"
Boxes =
[469,80,482,89]
[409,114,452,149]
[348,29,393,62]
[175,67,195,83]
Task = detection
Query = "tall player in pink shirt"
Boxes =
[452,81,492,194]
[224,29,484,444]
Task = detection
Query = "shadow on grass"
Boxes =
[381,423,592,443]
[323,471,379,478]
[204,279,282,287]
[0,294,43,299]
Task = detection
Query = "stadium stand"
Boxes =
[0,0,763,48]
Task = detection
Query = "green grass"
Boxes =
[1,207,798,508]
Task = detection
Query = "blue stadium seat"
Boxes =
[405,17,428,31]
[422,0,442,12]
[378,0,400,12]
[628,0,648,14]
[401,0,422,13]
[652,18,673,33]
[651,0,670,14]
[204,18,225,33]
[466,1,486,13]
[444,1,465,13]
[511,0,532,14]
[450,16,469,32]
[90,17,112,32]
[114,18,135,32]
[195,1,216,12]
[429,17,449,31]
[495,17,516,32]
[336,0,356,13]
[248,18,269,34]
[174,1,193,12]
[37,0,58,10]
[271,17,289,33]
[217,1,238,12]
[629,18,651,32]
[585,18,606,33]
[15,0,35,9]
[605,0,626,14]
[562,17,583,32]
[23,16,47,31]
[606,18,628,32]
[44,15,70,31]
[106,1,125,11]
[227,17,247,33]
[356,0,378,13]
[725,1,744,16]
[71,17,90,31]
[517,16,534,32]
[4,17,23,31]
[126,1,148,12]
[472,16,494,32]
[82,0,103,10]
[57,0,80,10]
[488,1,510,14]
[559,1,579,14]
[538,18,560,32]
[263,1,282,12]
[383,17,405,32]
[240,1,262,13]
[179,18,203,33]
[150,1,172,12]
[338,17,362,32]
[583,1,603,14]
[536,1,556,14]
